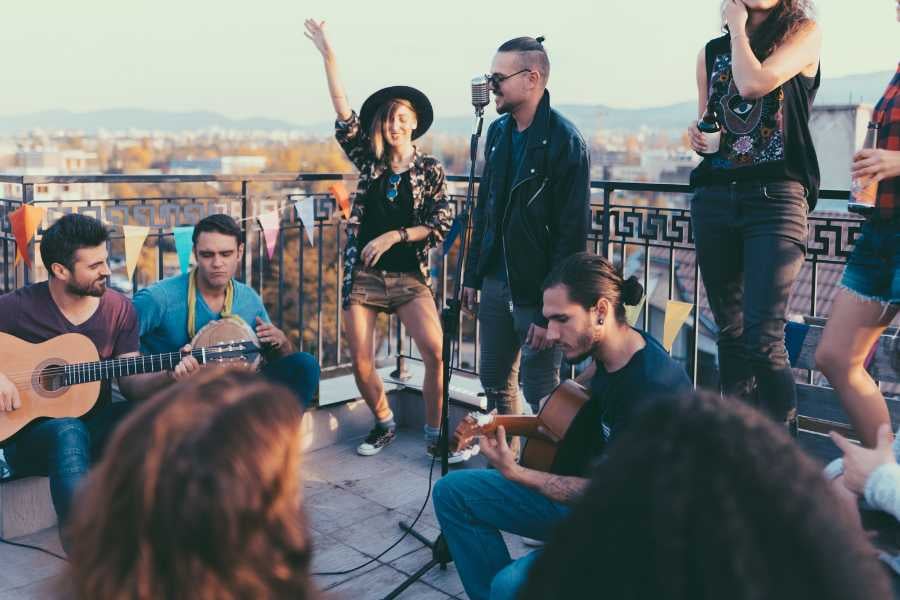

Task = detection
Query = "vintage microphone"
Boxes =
[382,76,491,600]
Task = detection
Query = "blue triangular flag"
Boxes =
[443,216,463,256]
[784,322,810,365]
[173,226,195,274]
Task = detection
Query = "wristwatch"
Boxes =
[398,227,409,243]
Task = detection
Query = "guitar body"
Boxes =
[0,332,100,443]
[454,379,591,472]
[0,328,260,443]
[521,379,590,471]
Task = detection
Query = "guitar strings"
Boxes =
[0,346,257,383]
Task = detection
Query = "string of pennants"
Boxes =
[8,184,358,280]
[10,187,694,352]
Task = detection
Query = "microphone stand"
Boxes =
[381,104,486,600]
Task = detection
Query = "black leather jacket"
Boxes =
[464,90,591,326]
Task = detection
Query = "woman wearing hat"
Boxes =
[305,19,465,462]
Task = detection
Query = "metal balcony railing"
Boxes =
[0,173,861,393]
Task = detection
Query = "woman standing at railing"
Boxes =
[687,0,822,428]
[305,20,469,462]
[815,2,899,449]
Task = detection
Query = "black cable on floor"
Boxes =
[0,536,67,561]
[311,450,438,577]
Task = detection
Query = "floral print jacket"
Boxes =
[335,111,453,309]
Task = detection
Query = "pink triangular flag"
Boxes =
[257,212,281,260]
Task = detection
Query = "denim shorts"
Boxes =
[347,267,432,313]
[841,218,900,305]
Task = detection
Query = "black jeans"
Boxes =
[691,181,808,421]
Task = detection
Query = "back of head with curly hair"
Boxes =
[66,368,313,600]
[521,391,890,600]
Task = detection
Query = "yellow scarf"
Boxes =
[187,268,235,339]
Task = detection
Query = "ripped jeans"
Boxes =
[477,276,562,415]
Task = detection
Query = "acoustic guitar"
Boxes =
[453,379,590,472]
[0,331,259,443]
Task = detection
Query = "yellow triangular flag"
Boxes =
[624,296,646,327]
[122,225,150,282]
[662,300,694,353]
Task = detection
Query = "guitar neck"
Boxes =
[63,349,213,385]
[482,416,543,438]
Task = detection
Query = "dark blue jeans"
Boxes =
[4,401,133,529]
[261,351,320,408]
[433,469,569,600]
[691,181,808,421]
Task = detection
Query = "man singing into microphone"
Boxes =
[463,36,590,422]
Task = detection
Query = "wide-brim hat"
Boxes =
[359,85,434,140]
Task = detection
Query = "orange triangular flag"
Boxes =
[330,182,351,220]
[9,205,46,267]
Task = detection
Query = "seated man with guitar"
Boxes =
[132,213,319,406]
[434,252,691,600]
[0,214,152,543]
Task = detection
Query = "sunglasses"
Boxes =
[486,69,532,91]
[386,173,401,201]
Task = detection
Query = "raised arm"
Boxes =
[724,1,821,100]
[304,19,352,121]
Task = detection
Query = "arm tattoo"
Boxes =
[539,474,589,504]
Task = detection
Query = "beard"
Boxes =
[563,331,596,364]
[66,278,106,298]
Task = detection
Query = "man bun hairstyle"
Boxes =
[497,35,550,82]
[543,252,644,324]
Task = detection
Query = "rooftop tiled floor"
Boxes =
[0,428,532,600]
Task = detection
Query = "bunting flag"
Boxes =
[330,182,351,220]
[122,225,150,281]
[9,205,45,267]
[257,212,281,260]
[173,226,195,274]
[662,300,694,353]
[784,322,810,365]
[624,296,646,327]
[294,199,316,246]
[443,216,463,256]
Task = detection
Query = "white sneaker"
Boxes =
[426,443,479,464]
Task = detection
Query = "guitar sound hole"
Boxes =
[39,364,68,392]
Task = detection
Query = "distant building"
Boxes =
[167,155,267,175]
[809,104,872,208]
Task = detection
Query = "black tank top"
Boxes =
[690,35,822,209]
[356,170,419,273]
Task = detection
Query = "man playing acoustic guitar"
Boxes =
[0,214,152,545]
[433,252,691,600]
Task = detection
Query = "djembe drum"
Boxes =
[190,316,261,369]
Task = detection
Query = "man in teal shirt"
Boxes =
[132,214,319,405]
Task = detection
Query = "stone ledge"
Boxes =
[0,477,56,539]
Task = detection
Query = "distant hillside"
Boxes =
[0,70,892,137]
[0,108,298,135]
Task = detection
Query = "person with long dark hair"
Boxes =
[304,20,466,461]
[815,1,899,449]
[434,252,690,600]
[520,391,891,600]
[66,369,314,600]
[687,0,822,426]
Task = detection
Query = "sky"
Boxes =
[1,0,897,124]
